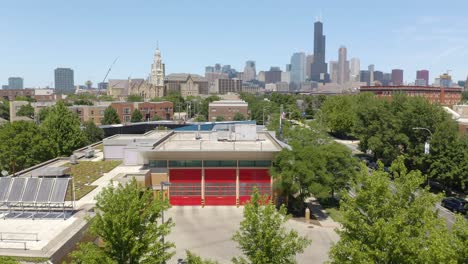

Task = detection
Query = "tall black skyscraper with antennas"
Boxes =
[310,20,329,83]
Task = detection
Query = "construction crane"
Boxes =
[99,57,119,92]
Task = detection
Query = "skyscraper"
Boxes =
[310,21,328,82]
[350,58,360,82]
[416,70,429,86]
[243,61,256,81]
[205,66,214,73]
[360,70,371,85]
[337,46,349,84]
[306,54,314,80]
[8,77,23,89]
[290,52,306,84]
[374,71,384,84]
[54,68,74,94]
[368,64,375,84]
[329,61,338,83]
[382,73,392,86]
[391,69,404,85]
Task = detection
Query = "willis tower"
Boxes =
[310,20,329,83]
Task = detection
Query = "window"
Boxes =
[124,115,130,122]
[204,160,237,167]
[239,160,272,167]
[169,160,202,167]
[123,108,130,114]
[149,160,167,168]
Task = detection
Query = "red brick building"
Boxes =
[359,85,462,107]
[111,101,173,123]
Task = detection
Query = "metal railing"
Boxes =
[0,232,38,242]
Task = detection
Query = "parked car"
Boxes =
[441,197,467,214]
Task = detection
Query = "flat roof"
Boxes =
[153,131,281,152]
[103,130,171,146]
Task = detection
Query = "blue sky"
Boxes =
[1,0,468,87]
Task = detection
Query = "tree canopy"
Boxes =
[0,121,54,174]
[83,121,105,144]
[232,188,311,264]
[102,106,120,125]
[131,109,143,122]
[41,101,87,156]
[126,94,144,102]
[233,112,246,121]
[329,156,467,263]
[72,178,174,263]
[16,103,35,119]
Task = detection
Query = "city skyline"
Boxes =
[2,0,468,87]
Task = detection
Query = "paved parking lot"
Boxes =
[166,206,339,264]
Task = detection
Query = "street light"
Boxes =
[160,181,171,263]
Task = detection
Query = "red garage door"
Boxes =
[239,169,271,204]
[205,169,236,205]
[169,169,202,206]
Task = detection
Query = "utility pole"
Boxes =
[279,104,284,140]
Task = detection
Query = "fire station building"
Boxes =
[103,124,285,206]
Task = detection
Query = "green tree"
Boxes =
[16,103,35,118]
[194,115,206,122]
[199,95,220,118]
[127,94,144,102]
[70,242,115,264]
[321,95,356,137]
[151,114,163,121]
[0,100,9,120]
[184,251,218,264]
[215,116,225,122]
[83,121,105,144]
[37,106,52,122]
[131,109,143,122]
[329,156,464,263]
[232,188,311,264]
[0,121,54,173]
[102,106,120,125]
[14,95,36,102]
[73,178,174,263]
[41,101,87,156]
[98,95,114,101]
[233,112,246,121]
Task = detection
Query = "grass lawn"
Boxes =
[317,197,344,223]
[0,256,50,263]
[65,160,121,200]
[94,144,104,151]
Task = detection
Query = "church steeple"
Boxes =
[150,45,164,87]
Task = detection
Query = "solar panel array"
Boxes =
[0,177,70,207]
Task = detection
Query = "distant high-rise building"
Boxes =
[98,82,108,90]
[222,65,231,74]
[310,20,328,82]
[360,70,371,85]
[439,73,452,87]
[54,68,75,94]
[214,64,222,73]
[374,71,383,84]
[281,71,290,84]
[205,66,214,73]
[306,55,314,80]
[329,61,338,83]
[265,67,282,84]
[290,52,306,84]
[368,64,375,84]
[391,69,404,85]
[350,58,360,82]
[243,61,256,81]
[337,46,349,84]
[382,73,392,86]
[215,79,242,94]
[257,71,265,82]
[285,64,292,72]
[2,85,9,90]
[8,77,23,89]
[416,70,429,86]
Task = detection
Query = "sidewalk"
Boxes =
[305,197,341,229]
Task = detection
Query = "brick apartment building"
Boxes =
[111,101,173,123]
[208,100,249,121]
[359,85,462,107]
